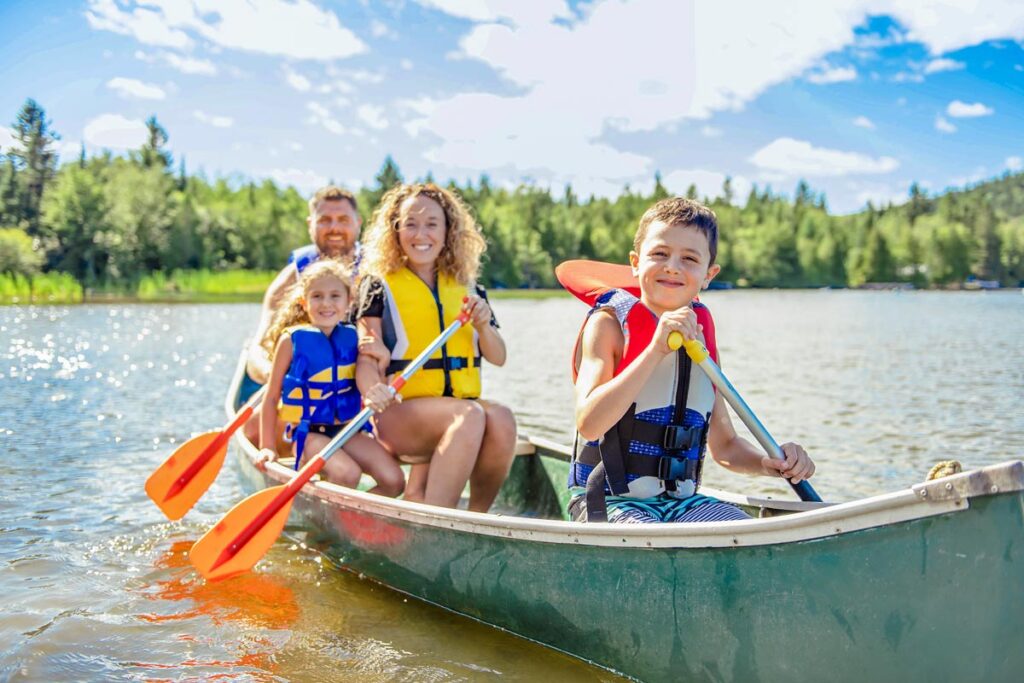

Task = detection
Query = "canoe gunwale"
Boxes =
[225,349,1023,550]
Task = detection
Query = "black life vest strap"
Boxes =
[386,355,480,375]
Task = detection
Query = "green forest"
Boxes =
[2,98,1023,303]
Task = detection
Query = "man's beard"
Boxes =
[317,235,352,259]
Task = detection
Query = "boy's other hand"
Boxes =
[653,307,701,354]
[364,382,399,413]
[761,442,815,484]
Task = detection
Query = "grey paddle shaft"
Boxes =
[316,313,470,464]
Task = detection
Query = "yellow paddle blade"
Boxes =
[189,485,293,582]
[145,430,229,521]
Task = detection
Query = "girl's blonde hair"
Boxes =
[360,183,486,286]
[261,258,354,355]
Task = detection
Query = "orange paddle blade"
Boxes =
[145,430,229,521]
[189,485,293,582]
[555,260,639,304]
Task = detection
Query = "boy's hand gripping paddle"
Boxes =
[667,332,822,503]
[189,310,472,582]
[146,387,266,520]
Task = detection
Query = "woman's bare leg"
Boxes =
[375,397,484,508]
[403,464,429,503]
[468,399,518,512]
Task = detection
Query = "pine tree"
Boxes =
[8,99,60,236]
[139,115,172,170]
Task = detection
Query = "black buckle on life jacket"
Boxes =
[657,455,699,482]
[662,424,701,452]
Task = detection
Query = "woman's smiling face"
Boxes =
[630,220,720,316]
[397,194,446,272]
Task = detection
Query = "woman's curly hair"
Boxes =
[360,183,486,286]
[261,258,354,356]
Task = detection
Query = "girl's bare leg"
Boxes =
[344,432,405,497]
[375,397,484,509]
[300,433,361,488]
[403,464,429,503]
[468,399,518,512]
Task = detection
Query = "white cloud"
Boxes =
[86,0,366,61]
[357,105,389,130]
[805,65,857,84]
[883,1,1024,56]
[924,58,965,74]
[700,125,722,138]
[946,100,994,117]
[1007,156,1023,171]
[266,167,328,194]
[57,140,85,160]
[400,59,414,70]
[289,141,304,152]
[749,137,899,177]
[371,20,395,39]
[193,110,234,128]
[83,113,149,150]
[853,115,875,129]
[415,1,572,27]
[306,102,347,135]
[136,50,218,76]
[935,115,957,133]
[284,66,312,92]
[106,76,166,100]
[855,186,908,209]
[663,169,752,205]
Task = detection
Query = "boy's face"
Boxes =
[629,220,720,315]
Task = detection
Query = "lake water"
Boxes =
[2,291,1022,681]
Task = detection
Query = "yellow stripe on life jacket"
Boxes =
[382,268,481,399]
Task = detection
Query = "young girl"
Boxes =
[355,183,517,511]
[256,259,405,497]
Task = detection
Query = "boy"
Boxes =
[570,197,815,523]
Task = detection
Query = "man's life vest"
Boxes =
[378,267,481,399]
[288,243,362,275]
[568,287,719,522]
[278,324,361,467]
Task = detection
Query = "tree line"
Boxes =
[2,98,1023,293]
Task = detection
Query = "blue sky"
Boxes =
[0,1,1022,213]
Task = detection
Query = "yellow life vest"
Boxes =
[381,268,481,399]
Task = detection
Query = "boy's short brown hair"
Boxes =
[634,197,718,264]
[308,185,358,214]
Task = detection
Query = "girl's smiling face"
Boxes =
[630,221,720,316]
[397,194,446,274]
[302,274,350,332]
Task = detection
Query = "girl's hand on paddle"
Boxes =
[363,382,399,413]
[762,443,815,484]
[255,448,278,471]
[463,294,492,329]
[652,307,701,354]
[358,331,389,364]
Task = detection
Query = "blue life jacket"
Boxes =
[288,243,362,275]
[278,324,362,468]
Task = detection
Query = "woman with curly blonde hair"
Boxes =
[355,183,516,511]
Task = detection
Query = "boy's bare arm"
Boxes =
[706,392,816,483]
[575,312,660,441]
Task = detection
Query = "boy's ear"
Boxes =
[629,250,640,276]
[702,264,721,289]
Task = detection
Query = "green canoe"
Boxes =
[225,354,1024,683]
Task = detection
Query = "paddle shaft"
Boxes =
[669,332,822,503]
[211,311,472,571]
[164,387,266,501]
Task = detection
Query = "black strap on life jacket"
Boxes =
[386,355,480,375]
[578,349,707,522]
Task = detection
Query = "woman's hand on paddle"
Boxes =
[255,448,278,472]
[363,381,399,413]
[652,307,701,354]
[762,442,815,484]
[463,294,492,329]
